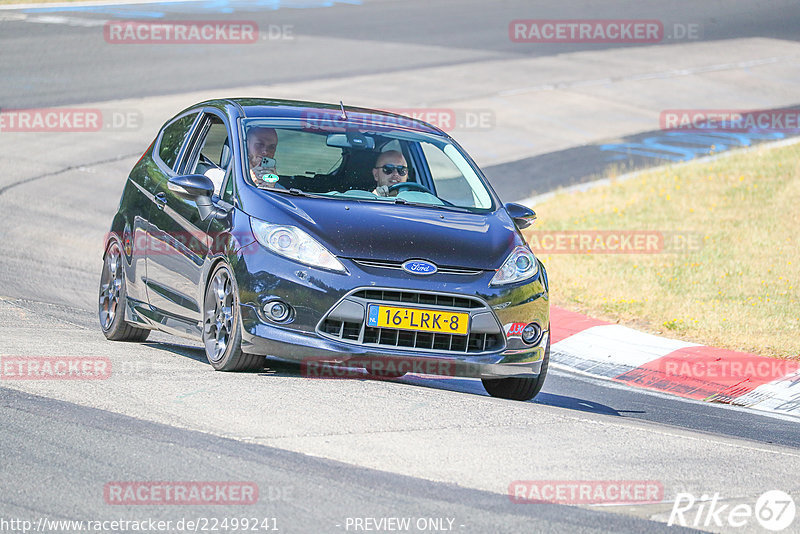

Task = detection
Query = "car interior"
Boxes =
[189,116,231,196]
[273,136,418,195]
[233,124,484,209]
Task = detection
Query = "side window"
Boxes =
[157,113,198,170]
[420,141,475,207]
[185,115,230,195]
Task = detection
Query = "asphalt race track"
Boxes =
[1,1,800,533]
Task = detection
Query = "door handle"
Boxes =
[155,192,167,210]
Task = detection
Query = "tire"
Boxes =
[202,263,265,372]
[99,240,150,342]
[481,337,549,401]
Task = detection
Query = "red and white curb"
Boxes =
[550,307,800,418]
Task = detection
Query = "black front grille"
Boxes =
[362,326,502,353]
[321,319,361,341]
[318,288,505,355]
[352,289,482,309]
[320,321,503,353]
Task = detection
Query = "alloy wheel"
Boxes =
[204,268,235,362]
[99,243,123,331]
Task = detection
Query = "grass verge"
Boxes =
[523,142,800,359]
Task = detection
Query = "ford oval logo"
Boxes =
[402,259,438,275]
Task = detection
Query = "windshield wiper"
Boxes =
[428,204,474,213]
[393,198,472,212]
[267,187,312,197]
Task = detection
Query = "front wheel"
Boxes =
[482,337,549,401]
[99,240,150,342]
[202,263,265,372]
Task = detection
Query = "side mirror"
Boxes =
[168,174,214,199]
[505,202,537,229]
[168,175,226,221]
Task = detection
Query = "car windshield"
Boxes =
[241,119,495,212]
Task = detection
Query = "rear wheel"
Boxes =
[202,263,265,372]
[482,337,549,401]
[99,240,150,342]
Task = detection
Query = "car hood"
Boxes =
[247,194,520,271]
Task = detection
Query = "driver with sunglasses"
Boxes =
[372,150,409,197]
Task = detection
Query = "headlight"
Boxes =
[250,218,347,273]
[490,245,539,286]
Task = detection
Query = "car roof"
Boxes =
[190,98,447,137]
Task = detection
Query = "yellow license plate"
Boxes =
[366,305,469,335]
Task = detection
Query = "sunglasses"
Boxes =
[375,164,408,176]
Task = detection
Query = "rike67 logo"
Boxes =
[669,490,796,531]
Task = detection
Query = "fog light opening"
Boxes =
[264,300,292,322]
[521,322,542,345]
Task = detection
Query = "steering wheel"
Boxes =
[387,181,458,207]
[388,182,433,195]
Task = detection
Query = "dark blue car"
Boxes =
[99,98,550,400]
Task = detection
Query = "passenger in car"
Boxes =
[372,150,408,197]
[246,127,280,188]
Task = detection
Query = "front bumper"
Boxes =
[234,246,549,379]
